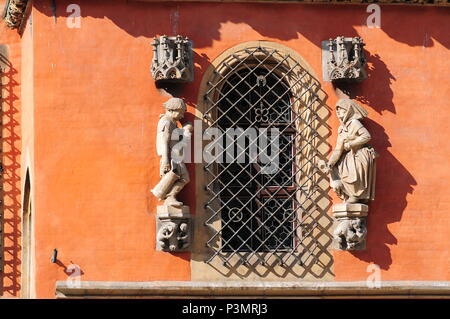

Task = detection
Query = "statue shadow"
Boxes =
[335,50,397,115]
[153,51,210,109]
[334,49,414,270]
[351,118,416,270]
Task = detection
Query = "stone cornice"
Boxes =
[3,0,28,29]
[1,0,448,32]
[1,0,448,30]
[133,0,450,7]
[56,281,450,298]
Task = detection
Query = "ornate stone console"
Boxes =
[156,205,191,252]
[332,203,368,250]
[151,35,194,83]
[322,36,367,83]
[3,0,29,29]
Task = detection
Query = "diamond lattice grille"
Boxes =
[203,46,332,269]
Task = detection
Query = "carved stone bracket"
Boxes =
[332,203,368,251]
[151,35,194,83]
[3,0,28,29]
[156,205,191,252]
[322,36,367,83]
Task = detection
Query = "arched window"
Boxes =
[217,67,295,253]
[194,42,332,277]
[22,169,34,298]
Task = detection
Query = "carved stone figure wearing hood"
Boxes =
[327,98,377,203]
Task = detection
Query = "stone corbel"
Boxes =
[156,206,191,252]
[3,0,28,29]
[332,204,368,250]
[322,36,367,83]
[151,35,194,83]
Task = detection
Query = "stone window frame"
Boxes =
[192,41,334,281]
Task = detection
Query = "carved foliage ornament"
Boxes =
[151,35,194,83]
[3,0,28,29]
[324,36,367,83]
[156,214,191,252]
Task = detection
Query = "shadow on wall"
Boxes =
[54,259,85,278]
[34,1,450,50]
[0,52,22,296]
[32,1,423,272]
[333,43,415,270]
[336,51,397,115]
[352,119,416,270]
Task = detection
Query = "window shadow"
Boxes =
[336,50,397,115]
[349,118,417,270]
[0,52,22,296]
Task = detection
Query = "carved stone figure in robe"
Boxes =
[157,221,177,251]
[151,97,192,208]
[323,98,377,204]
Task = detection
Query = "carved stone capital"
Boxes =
[156,205,191,252]
[151,35,194,83]
[332,204,368,251]
[3,0,28,29]
[322,36,367,83]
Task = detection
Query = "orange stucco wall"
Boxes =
[3,0,449,298]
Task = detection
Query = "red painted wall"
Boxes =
[10,0,450,297]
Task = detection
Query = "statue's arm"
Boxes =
[328,133,344,168]
[346,120,371,149]
[157,119,172,175]
[160,128,171,162]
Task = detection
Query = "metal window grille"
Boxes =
[203,46,332,269]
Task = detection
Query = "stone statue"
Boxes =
[322,98,377,204]
[177,223,190,250]
[151,97,192,208]
[152,97,192,252]
[157,221,177,251]
[319,98,377,250]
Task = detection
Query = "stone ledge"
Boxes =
[55,281,450,298]
[132,0,450,7]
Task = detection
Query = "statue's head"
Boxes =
[350,219,366,239]
[162,222,176,236]
[336,98,368,124]
[164,97,186,120]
